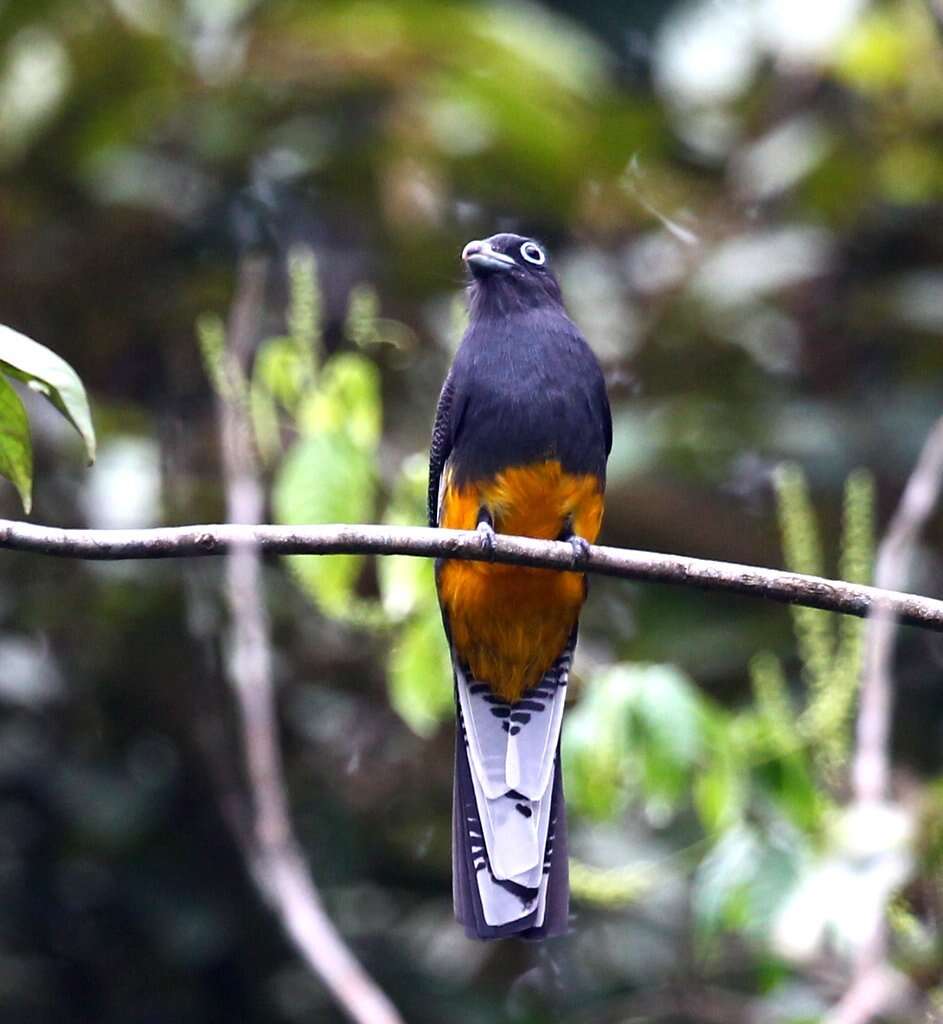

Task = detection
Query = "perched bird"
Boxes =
[429,233,611,939]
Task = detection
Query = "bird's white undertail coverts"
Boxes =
[451,638,572,936]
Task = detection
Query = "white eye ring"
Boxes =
[520,242,545,266]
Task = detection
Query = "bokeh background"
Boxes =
[3,0,943,1021]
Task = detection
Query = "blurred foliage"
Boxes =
[768,463,875,773]
[565,663,704,822]
[5,0,943,1021]
[565,464,875,941]
[266,250,378,620]
[200,248,453,730]
[380,457,453,736]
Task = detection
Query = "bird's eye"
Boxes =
[520,242,545,266]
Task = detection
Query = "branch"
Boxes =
[854,416,943,801]
[3,518,943,631]
[826,418,943,1024]
[212,257,404,1024]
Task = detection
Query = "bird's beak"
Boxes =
[462,239,516,275]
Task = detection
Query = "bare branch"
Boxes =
[854,417,943,801]
[3,518,943,632]
[214,257,404,1024]
[826,417,943,1024]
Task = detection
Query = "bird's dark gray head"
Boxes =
[462,233,563,313]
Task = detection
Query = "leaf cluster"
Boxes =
[563,464,876,945]
[198,252,451,735]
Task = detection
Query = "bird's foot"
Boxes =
[477,519,497,556]
[567,534,592,567]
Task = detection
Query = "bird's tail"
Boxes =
[451,720,569,940]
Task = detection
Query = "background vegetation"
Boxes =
[2,0,943,1020]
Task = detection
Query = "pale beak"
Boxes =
[462,239,516,274]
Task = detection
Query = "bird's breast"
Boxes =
[437,459,604,701]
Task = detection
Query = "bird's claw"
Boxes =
[568,534,591,566]
[477,520,497,556]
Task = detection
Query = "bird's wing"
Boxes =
[600,376,613,456]
[428,368,456,527]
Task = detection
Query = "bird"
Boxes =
[428,233,612,940]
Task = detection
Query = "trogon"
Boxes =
[428,233,612,940]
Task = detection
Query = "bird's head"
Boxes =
[461,233,563,312]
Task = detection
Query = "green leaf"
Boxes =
[565,663,705,821]
[694,824,763,932]
[835,10,910,94]
[254,336,309,412]
[562,668,636,820]
[388,606,452,737]
[379,543,431,621]
[694,738,746,833]
[0,374,33,512]
[753,751,827,835]
[296,353,381,452]
[693,823,807,938]
[273,430,376,618]
[0,324,96,463]
[379,454,452,734]
[378,454,430,621]
[614,664,704,810]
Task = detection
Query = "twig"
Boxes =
[826,417,943,1024]
[215,257,404,1024]
[3,519,943,632]
[854,417,943,801]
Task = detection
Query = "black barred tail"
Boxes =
[452,726,569,940]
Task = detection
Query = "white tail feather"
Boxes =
[454,647,570,928]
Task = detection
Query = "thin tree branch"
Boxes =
[826,418,943,1024]
[214,256,404,1024]
[3,518,943,632]
[854,417,943,801]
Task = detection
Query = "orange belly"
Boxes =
[437,460,604,702]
